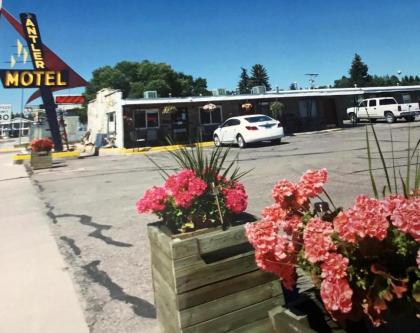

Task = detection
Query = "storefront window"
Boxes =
[133,109,159,128]
[199,106,223,124]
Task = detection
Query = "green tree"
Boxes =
[238,67,251,94]
[334,76,352,88]
[349,53,370,87]
[84,60,210,102]
[250,64,271,90]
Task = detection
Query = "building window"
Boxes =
[133,109,160,128]
[199,106,223,125]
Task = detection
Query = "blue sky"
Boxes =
[1,0,419,113]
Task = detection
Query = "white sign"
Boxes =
[0,104,12,122]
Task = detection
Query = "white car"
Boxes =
[213,114,284,148]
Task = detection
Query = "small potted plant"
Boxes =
[30,137,54,169]
[137,144,284,332]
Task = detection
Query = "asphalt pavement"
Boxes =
[1,120,419,332]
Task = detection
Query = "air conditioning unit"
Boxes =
[212,88,227,96]
[144,91,158,99]
[251,86,267,95]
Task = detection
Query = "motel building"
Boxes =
[87,85,420,149]
[0,117,33,138]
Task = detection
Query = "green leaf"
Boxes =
[366,126,379,198]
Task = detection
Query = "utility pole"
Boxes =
[305,73,319,89]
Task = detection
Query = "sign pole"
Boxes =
[19,13,63,151]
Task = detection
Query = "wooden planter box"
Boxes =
[30,152,52,170]
[148,218,284,333]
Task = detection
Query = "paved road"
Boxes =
[29,121,419,332]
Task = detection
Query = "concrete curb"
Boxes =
[12,151,81,161]
[292,127,343,136]
[99,141,215,156]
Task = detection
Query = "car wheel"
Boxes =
[237,134,246,148]
[349,113,358,123]
[214,135,221,147]
[405,116,415,122]
[385,112,396,123]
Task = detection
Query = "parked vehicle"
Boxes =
[213,114,284,148]
[347,97,420,123]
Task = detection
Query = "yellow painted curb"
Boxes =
[0,148,22,153]
[12,151,80,161]
[123,141,215,155]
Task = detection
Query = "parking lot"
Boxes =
[29,121,419,332]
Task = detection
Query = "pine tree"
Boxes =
[349,54,370,87]
[250,64,271,90]
[238,67,251,94]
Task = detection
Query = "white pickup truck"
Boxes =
[347,97,420,123]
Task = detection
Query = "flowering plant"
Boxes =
[30,137,54,152]
[246,168,419,327]
[136,144,249,233]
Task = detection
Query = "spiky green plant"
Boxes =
[366,118,420,198]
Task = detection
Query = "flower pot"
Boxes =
[30,151,52,170]
[147,214,284,333]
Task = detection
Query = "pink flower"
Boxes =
[274,234,297,260]
[245,220,279,254]
[333,212,357,243]
[334,195,389,242]
[417,249,420,269]
[136,186,167,213]
[165,169,207,208]
[261,203,287,222]
[321,278,353,314]
[321,253,349,281]
[279,214,302,235]
[272,179,308,209]
[390,197,420,242]
[255,250,297,290]
[222,181,248,214]
[299,168,328,198]
[303,218,336,263]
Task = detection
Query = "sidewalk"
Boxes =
[0,153,89,333]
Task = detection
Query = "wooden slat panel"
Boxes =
[179,280,283,327]
[196,224,249,254]
[153,268,181,332]
[183,297,282,333]
[175,252,257,293]
[229,318,274,333]
[148,223,173,259]
[151,250,175,289]
[176,270,277,310]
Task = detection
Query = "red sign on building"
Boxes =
[55,95,85,104]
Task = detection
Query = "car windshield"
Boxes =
[244,115,273,123]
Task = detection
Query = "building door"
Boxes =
[323,98,338,127]
[172,108,189,142]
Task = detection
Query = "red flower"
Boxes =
[165,169,207,208]
[222,181,248,214]
[320,278,353,314]
[299,168,328,198]
[303,218,336,263]
[30,137,54,152]
[136,186,167,213]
